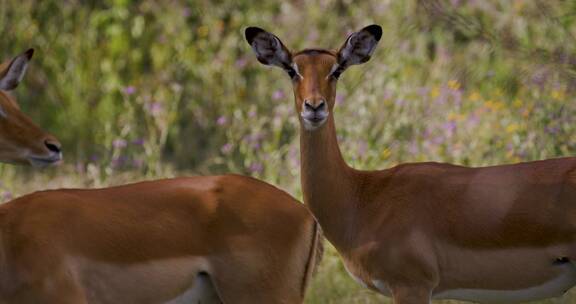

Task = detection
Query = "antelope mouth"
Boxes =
[28,153,62,168]
[301,112,329,130]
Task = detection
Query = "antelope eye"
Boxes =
[287,68,297,79]
[330,70,341,80]
[286,67,302,81]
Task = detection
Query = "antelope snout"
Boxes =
[301,99,329,131]
[27,136,63,168]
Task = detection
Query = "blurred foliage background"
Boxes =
[1,0,576,302]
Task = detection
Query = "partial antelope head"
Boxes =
[245,25,382,131]
[0,49,62,167]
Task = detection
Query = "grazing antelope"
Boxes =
[0,175,322,303]
[246,24,576,303]
[0,49,62,167]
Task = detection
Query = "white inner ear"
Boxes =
[292,63,303,79]
[251,33,291,68]
[273,36,291,65]
[341,32,378,66]
[327,63,339,79]
[0,56,29,91]
[340,36,355,63]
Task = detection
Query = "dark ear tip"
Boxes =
[245,27,266,44]
[24,48,34,60]
[363,24,383,41]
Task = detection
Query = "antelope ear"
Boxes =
[332,25,381,77]
[0,49,34,91]
[245,27,298,77]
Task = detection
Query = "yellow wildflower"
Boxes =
[430,86,440,99]
[197,25,209,38]
[506,150,514,159]
[551,89,565,100]
[513,99,523,108]
[447,79,461,91]
[381,148,391,159]
[448,112,465,122]
[468,91,481,102]
[484,100,504,111]
[506,123,520,133]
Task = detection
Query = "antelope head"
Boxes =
[245,25,382,131]
[0,49,62,167]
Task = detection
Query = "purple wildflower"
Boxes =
[221,143,233,154]
[417,87,429,97]
[246,133,264,149]
[383,90,393,100]
[111,156,127,168]
[216,116,227,126]
[466,114,480,127]
[123,86,136,95]
[408,142,419,155]
[182,7,191,18]
[357,140,368,155]
[90,154,100,162]
[443,121,457,136]
[132,159,144,169]
[452,90,462,106]
[132,138,145,146]
[272,90,285,100]
[75,162,85,173]
[235,57,248,68]
[432,136,445,145]
[2,191,12,201]
[147,102,163,116]
[112,139,127,149]
[545,126,560,135]
[249,162,263,174]
[335,94,344,105]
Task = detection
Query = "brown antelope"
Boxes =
[0,49,62,167]
[0,175,322,303]
[247,24,576,303]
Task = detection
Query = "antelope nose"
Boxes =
[304,99,326,111]
[44,139,61,154]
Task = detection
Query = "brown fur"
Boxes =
[249,26,576,303]
[301,220,323,297]
[0,175,320,303]
[0,50,60,166]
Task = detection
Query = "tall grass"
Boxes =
[1,0,575,302]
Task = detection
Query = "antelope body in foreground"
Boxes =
[247,24,576,303]
[0,175,322,303]
[0,49,61,167]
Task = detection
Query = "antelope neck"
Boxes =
[300,115,360,249]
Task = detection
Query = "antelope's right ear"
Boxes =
[0,48,34,91]
[245,27,298,78]
[331,25,382,79]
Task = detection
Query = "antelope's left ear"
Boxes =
[245,27,299,78]
[332,25,382,77]
[0,48,34,91]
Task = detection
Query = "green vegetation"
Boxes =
[1,0,575,302]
